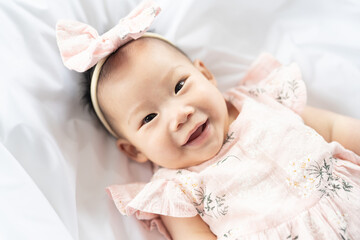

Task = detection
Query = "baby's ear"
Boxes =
[193,59,216,85]
[116,139,148,163]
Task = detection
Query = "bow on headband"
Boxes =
[56,0,161,72]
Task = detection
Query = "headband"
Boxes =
[56,0,173,138]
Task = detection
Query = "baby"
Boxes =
[103,38,360,240]
[56,1,360,239]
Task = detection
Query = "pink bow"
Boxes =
[56,0,161,72]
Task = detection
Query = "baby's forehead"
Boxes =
[116,37,180,61]
[98,36,189,93]
[106,37,190,68]
[101,37,189,83]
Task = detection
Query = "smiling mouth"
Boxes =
[183,119,209,146]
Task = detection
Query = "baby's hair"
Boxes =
[81,50,118,134]
[81,36,191,136]
[82,67,96,117]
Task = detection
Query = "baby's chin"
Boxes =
[159,155,213,170]
[187,145,224,168]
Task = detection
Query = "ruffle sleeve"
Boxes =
[106,179,198,240]
[239,53,307,114]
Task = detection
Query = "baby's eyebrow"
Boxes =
[128,102,145,125]
[164,65,183,82]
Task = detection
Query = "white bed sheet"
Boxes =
[1,0,359,239]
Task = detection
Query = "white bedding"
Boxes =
[1,0,359,239]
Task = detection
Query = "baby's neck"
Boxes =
[226,100,239,127]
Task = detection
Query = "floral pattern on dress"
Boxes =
[216,155,240,167]
[332,212,350,240]
[222,215,349,240]
[286,227,299,240]
[176,171,229,219]
[247,65,302,111]
[307,157,353,198]
[192,186,228,219]
[286,156,316,198]
[177,175,203,204]
[223,228,244,239]
[286,155,353,198]
[248,77,300,103]
[276,79,301,103]
[223,132,235,145]
[222,227,300,240]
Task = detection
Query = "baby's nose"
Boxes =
[170,106,195,131]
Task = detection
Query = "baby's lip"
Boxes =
[182,119,208,146]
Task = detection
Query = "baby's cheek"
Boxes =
[145,138,176,164]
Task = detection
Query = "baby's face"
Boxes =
[99,38,230,169]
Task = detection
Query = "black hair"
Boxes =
[82,67,95,118]
[81,50,118,135]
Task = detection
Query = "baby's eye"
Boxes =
[174,79,186,94]
[142,113,157,125]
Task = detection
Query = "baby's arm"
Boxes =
[301,106,360,156]
[161,215,216,240]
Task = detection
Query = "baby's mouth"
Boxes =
[184,120,208,146]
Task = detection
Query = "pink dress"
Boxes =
[107,54,360,240]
